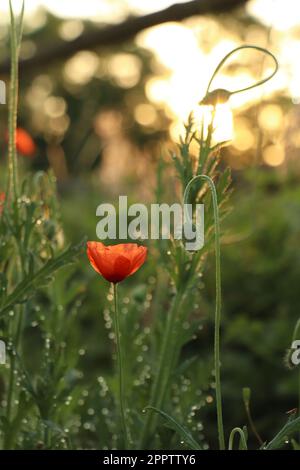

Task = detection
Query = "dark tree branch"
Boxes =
[0,0,247,75]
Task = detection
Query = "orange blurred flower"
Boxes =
[15,128,36,157]
[87,241,147,284]
[0,192,5,216]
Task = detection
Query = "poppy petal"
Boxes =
[86,242,147,283]
[130,246,148,276]
[113,255,132,283]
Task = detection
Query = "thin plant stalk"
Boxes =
[4,3,25,449]
[298,370,300,444]
[4,302,22,448]
[291,318,300,442]
[139,290,184,448]
[4,301,25,449]
[140,175,224,449]
[183,174,225,450]
[7,0,24,200]
[243,393,263,446]
[112,283,129,449]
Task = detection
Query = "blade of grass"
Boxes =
[145,406,202,450]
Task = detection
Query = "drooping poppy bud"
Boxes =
[87,242,147,284]
[199,88,231,106]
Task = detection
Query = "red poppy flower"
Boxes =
[15,128,36,157]
[0,192,5,216]
[87,242,147,284]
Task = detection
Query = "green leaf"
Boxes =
[0,240,84,317]
[145,406,201,450]
[291,439,300,450]
[265,415,300,449]
[4,392,34,449]
[42,419,66,435]
[16,1,25,49]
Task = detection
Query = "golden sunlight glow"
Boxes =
[248,0,300,31]
[137,23,201,71]
[258,104,284,132]
[58,20,84,41]
[145,78,170,105]
[291,131,300,148]
[212,104,234,143]
[108,53,142,89]
[139,25,239,122]
[170,103,233,144]
[134,104,157,127]
[63,51,99,85]
[263,144,285,167]
[2,0,300,167]
[194,104,234,144]
[232,118,255,151]
[1,0,297,118]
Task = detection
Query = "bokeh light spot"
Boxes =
[108,53,142,89]
[263,144,285,166]
[134,104,157,126]
[258,104,283,132]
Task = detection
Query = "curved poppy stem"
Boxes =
[228,427,248,450]
[205,45,278,97]
[183,175,225,450]
[112,283,129,449]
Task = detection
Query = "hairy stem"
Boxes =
[291,318,300,441]
[7,0,23,200]
[139,290,184,448]
[5,4,25,443]
[112,283,129,449]
[183,175,225,450]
